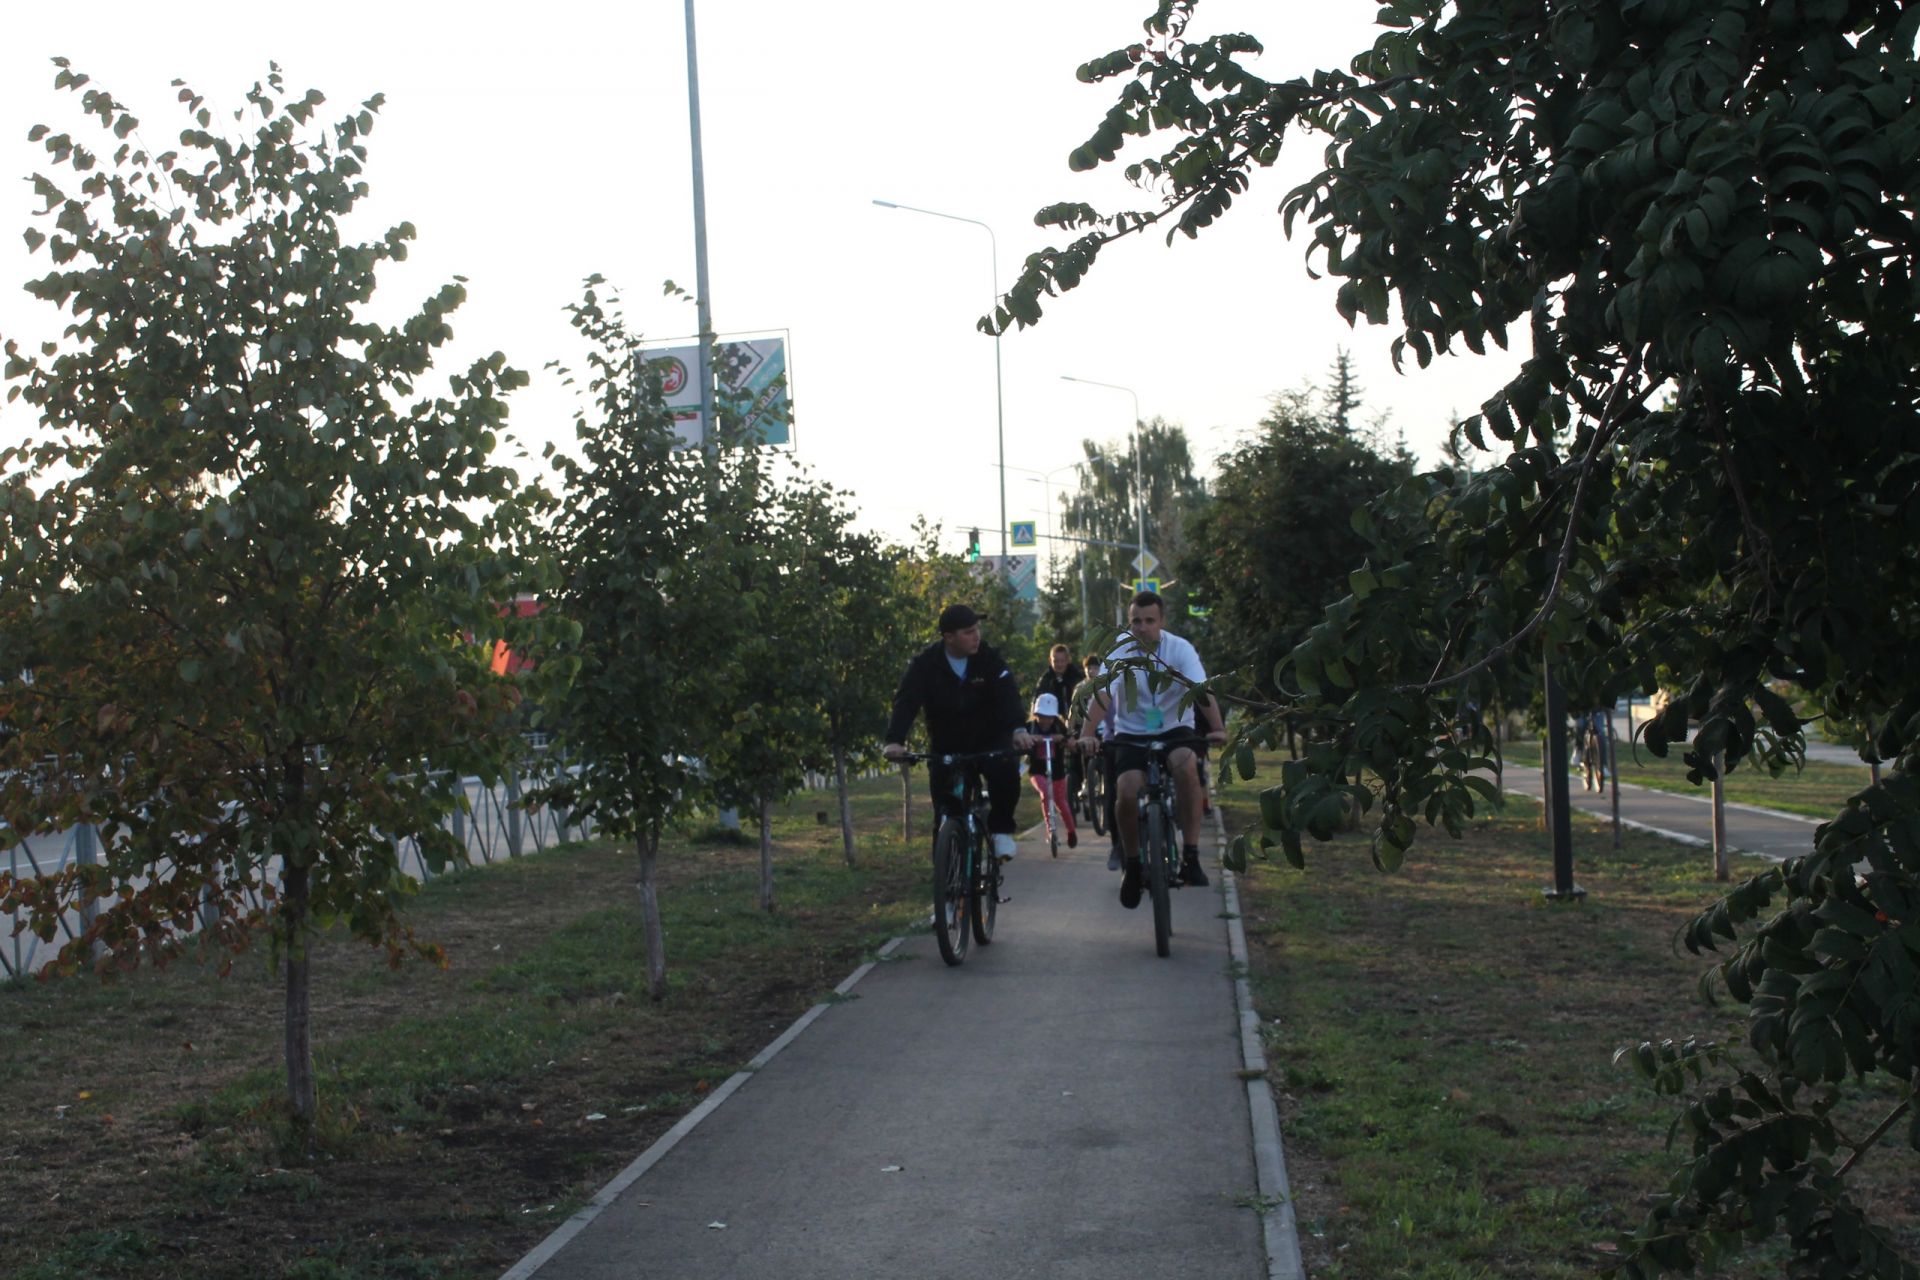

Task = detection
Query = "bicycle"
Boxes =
[899,748,1019,967]
[1078,740,1108,836]
[1117,730,1207,958]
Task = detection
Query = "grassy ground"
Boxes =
[1498,739,1872,820]
[1217,753,1918,1278]
[2,768,976,1280]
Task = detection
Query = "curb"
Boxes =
[1213,804,1307,1280]
[498,935,905,1280]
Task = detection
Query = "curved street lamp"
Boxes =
[874,199,1008,556]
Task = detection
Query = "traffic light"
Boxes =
[966,528,981,562]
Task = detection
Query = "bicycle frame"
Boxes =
[901,747,1015,966]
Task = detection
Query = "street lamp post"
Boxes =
[874,199,1008,556]
[1060,375,1147,585]
[684,0,717,450]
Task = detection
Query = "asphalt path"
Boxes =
[1502,764,1825,861]
[508,819,1276,1280]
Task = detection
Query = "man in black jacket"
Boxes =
[882,604,1033,859]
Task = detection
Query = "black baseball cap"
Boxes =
[938,603,985,633]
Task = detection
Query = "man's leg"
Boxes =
[983,756,1021,859]
[926,760,964,857]
[1170,748,1209,885]
[1114,765,1145,908]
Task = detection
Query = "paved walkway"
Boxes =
[1502,766,1825,861]
[504,815,1292,1280]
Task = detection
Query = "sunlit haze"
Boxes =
[0,0,1525,566]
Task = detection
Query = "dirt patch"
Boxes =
[2,780,937,1279]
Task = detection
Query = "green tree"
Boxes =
[996,1,1920,1272]
[1058,417,1205,638]
[1182,386,1413,702]
[1322,348,1362,436]
[539,280,734,999]
[0,66,551,1130]
[787,488,913,868]
[704,461,830,910]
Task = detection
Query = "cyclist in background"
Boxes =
[1080,592,1225,906]
[1025,692,1077,848]
[882,604,1033,860]
[1073,653,1123,871]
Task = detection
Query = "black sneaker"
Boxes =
[1180,852,1210,887]
[1119,860,1143,909]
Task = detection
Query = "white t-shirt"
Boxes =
[1102,630,1208,737]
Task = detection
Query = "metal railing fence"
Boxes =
[2,762,594,982]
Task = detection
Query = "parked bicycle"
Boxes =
[899,747,1021,966]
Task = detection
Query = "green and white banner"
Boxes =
[643,335,791,448]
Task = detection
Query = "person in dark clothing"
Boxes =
[1036,643,1084,806]
[882,604,1033,858]
[1034,643,1083,713]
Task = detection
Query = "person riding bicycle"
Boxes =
[1073,653,1124,871]
[1025,692,1077,849]
[1080,591,1225,906]
[882,603,1033,860]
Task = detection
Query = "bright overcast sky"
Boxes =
[0,1,1523,561]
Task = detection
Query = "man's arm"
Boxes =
[1079,688,1111,751]
[991,662,1034,750]
[881,657,923,759]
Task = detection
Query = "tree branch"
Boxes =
[1393,349,1646,695]
[1835,1098,1912,1180]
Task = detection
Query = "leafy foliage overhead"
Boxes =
[995,1,1920,1273]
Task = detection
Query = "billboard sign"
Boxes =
[979,554,1038,602]
[642,335,791,448]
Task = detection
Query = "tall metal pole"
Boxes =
[685,0,716,450]
[873,200,1007,554]
[1542,658,1584,901]
[1060,375,1146,583]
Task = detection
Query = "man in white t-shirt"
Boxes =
[1079,591,1225,905]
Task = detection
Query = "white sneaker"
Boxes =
[991,833,1017,860]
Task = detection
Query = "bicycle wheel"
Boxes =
[1145,804,1173,958]
[1088,768,1107,836]
[970,844,999,945]
[1048,806,1059,858]
[932,820,970,966]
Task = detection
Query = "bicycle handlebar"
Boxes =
[892,745,1026,768]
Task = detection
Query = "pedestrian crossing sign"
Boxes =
[1010,521,1036,548]
[1133,577,1160,595]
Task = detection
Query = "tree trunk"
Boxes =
[282,860,316,1132]
[834,747,857,868]
[636,827,668,1000]
[758,792,776,912]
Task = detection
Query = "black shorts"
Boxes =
[1109,730,1206,778]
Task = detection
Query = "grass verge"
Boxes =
[1218,753,1918,1278]
[2,768,959,1280]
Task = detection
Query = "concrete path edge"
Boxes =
[1214,803,1307,1280]
[499,802,1307,1280]
[498,936,906,1280]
